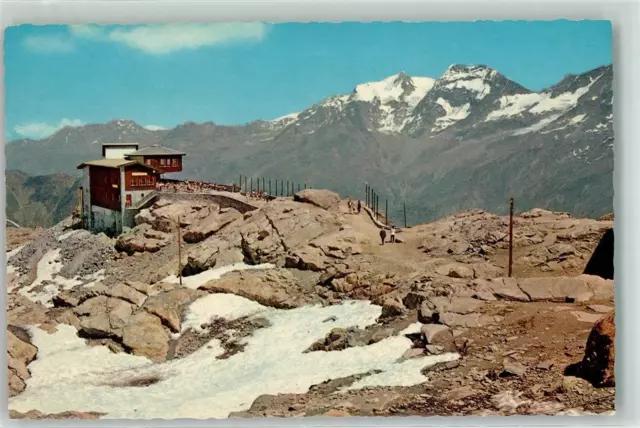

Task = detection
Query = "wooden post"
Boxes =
[508,198,514,277]
[280,180,283,196]
[269,179,272,196]
[239,174,241,192]
[287,180,289,196]
[250,177,253,193]
[177,215,182,286]
[365,184,369,208]
[404,202,407,228]
[244,176,247,194]
[298,183,301,193]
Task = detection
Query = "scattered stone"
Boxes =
[501,362,527,377]
[435,263,474,279]
[380,297,406,319]
[571,311,604,324]
[587,304,613,314]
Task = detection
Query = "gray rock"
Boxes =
[420,324,451,344]
[501,362,527,377]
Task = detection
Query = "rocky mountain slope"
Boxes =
[5,171,79,228]
[5,64,613,224]
[6,191,614,419]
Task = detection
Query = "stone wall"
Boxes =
[157,192,258,214]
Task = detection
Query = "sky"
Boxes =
[4,21,612,140]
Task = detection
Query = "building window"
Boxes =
[160,158,166,166]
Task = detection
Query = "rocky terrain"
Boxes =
[5,64,613,225]
[5,190,615,419]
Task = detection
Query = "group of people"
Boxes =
[156,180,239,194]
[347,198,362,214]
[379,225,397,245]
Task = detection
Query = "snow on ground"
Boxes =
[398,322,422,336]
[353,73,434,108]
[10,294,459,419]
[17,250,105,307]
[181,293,266,333]
[57,230,82,241]
[431,98,471,132]
[163,262,275,289]
[6,245,25,260]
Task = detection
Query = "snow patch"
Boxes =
[17,250,105,307]
[431,98,471,132]
[485,93,542,121]
[6,245,25,261]
[57,230,81,241]
[10,296,460,419]
[181,293,266,333]
[513,114,562,136]
[398,322,422,336]
[163,262,275,289]
[443,79,491,100]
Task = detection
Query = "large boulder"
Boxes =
[7,328,38,397]
[142,288,206,333]
[122,311,169,362]
[75,296,135,339]
[199,268,312,309]
[518,275,613,303]
[293,189,341,211]
[580,311,615,387]
[183,209,242,244]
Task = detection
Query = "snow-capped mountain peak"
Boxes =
[352,72,435,108]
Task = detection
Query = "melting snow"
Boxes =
[431,98,471,132]
[57,230,81,241]
[513,114,562,136]
[164,262,276,289]
[17,250,105,307]
[9,295,460,419]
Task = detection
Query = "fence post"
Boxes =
[298,183,301,193]
[365,184,369,208]
[269,179,272,196]
[244,176,247,193]
[239,174,242,192]
[508,198,514,277]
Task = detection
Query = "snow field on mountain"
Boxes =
[9,294,460,419]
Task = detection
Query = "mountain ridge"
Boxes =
[5,63,613,225]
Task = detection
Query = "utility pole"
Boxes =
[508,198,514,277]
[244,176,247,194]
[269,179,272,197]
[365,184,369,208]
[239,174,242,192]
[177,215,182,286]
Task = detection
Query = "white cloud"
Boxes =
[68,23,268,55]
[14,119,85,139]
[22,35,75,53]
[144,124,167,131]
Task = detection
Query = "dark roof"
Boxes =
[101,142,139,147]
[76,159,160,172]
[127,145,185,156]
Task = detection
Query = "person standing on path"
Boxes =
[379,228,387,245]
[357,200,361,214]
[390,226,396,243]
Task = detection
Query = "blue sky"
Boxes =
[4,21,612,140]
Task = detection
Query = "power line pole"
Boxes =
[385,199,388,226]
